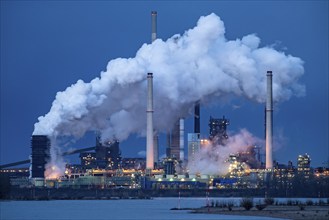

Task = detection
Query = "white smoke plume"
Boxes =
[44,138,66,179]
[188,129,264,175]
[32,13,305,175]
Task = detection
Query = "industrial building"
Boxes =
[187,133,201,170]
[167,120,181,160]
[297,153,311,177]
[209,116,229,145]
[79,136,121,170]
[31,135,50,178]
[1,12,328,199]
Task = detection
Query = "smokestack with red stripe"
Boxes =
[265,71,273,169]
[146,72,154,170]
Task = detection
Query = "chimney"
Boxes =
[146,73,154,170]
[151,11,157,43]
[150,11,159,166]
[265,71,273,169]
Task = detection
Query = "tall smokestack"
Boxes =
[179,118,184,161]
[194,101,200,134]
[151,11,158,166]
[265,71,273,169]
[146,72,154,170]
[151,11,157,43]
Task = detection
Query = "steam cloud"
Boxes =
[32,14,304,176]
[188,129,263,175]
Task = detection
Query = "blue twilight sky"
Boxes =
[1,1,328,167]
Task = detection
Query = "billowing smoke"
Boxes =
[188,129,263,175]
[44,138,66,179]
[33,13,304,176]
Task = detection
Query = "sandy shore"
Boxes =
[191,205,329,220]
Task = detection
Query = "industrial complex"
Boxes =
[1,11,328,199]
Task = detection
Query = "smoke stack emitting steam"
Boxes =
[146,72,154,170]
[266,71,273,169]
[33,13,305,176]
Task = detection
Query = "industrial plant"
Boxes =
[1,11,328,199]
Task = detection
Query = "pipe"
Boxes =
[265,71,273,169]
[146,72,154,170]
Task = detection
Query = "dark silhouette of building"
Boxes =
[80,135,121,169]
[166,121,181,160]
[169,120,180,160]
[31,135,50,178]
[209,116,229,145]
[194,101,200,134]
[106,140,121,170]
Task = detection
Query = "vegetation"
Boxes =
[255,204,267,210]
[240,197,254,211]
[264,197,275,205]
[306,200,313,206]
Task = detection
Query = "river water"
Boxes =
[1,197,313,220]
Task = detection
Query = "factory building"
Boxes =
[80,136,121,170]
[121,158,146,170]
[162,158,178,175]
[31,135,50,178]
[297,153,311,178]
[169,120,181,160]
[209,116,229,145]
[80,152,96,167]
[187,133,200,169]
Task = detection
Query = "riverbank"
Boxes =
[192,205,329,220]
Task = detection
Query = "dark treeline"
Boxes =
[266,173,329,198]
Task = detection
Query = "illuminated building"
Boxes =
[121,158,146,170]
[80,152,96,167]
[162,158,178,175]
[80,137,121,170]
[209,116,229,145]
[314,167,329,177]
[227,154,248,178]
[297,154,311,178]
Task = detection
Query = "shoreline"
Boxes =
[191,205,329,220]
